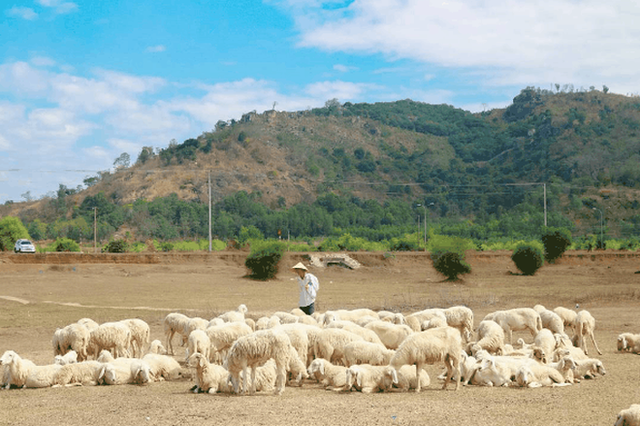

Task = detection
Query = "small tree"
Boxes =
[245,241,286,280]
[541,227,572,263]
[0,216,30,251]
[52,238,80,252]
[103,239,128,253]
[512,243,544,275]
[429,235,474,281]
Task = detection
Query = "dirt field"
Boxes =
[1,250,640,426]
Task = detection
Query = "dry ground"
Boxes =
[1,251,640,426]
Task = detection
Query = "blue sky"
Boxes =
[1,0,639,203]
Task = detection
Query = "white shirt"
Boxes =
[297,272,319,307]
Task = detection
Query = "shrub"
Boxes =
[160,242,174,252]
[52,238,80,252]
[0,216,30,251]
[389,236,420,251]
[511,243,544,275]
[541,227,572,263]
[245,240,286,280]
[103,239,128,253]
[429,235,473,281]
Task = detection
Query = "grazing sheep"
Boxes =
[142,353,183,381]
[386,365,430,391]
[88,322,132,359]
[355,315,382,327]
[255,316,281,330]
[553,306,577,335]
[188,353,229,393]
[405,309,447,332]
[147,339,167,355]
[52,323,91,361]
[618,333,640,353]
[163,313,191,356]
[234,354,308,393]
[573,358,606,379]
[186,329,211,363]
[307,358,348,391]
[483,308,542,344]
[533,305,566,336]
[244,318,256,331]
[206,322,253,363]
[77,318,99,331]
[218,304,248,323]
[377,311,406,325]
[443,306,474,342]
[120,318,151,358]
[390,326,462,391]
[274,324,310,367]
[323,309,378,325]
[54,361,105,386]
[421,316,448,330]
[325,320,385,346]
[345,364,392,393]
[469,320,505,356]
[314,328,365,365]
[574,310,602,356]
[364,320,413,350]
[54,350,78,365]
[272,311,300,324]
[225,329,293,395]
[0,350,36,389]
[515,363,567,388]
[615,404,640,426]
[344,341,395,367]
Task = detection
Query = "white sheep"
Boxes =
[205,322,253,363]
[255,316,281,330]
[217,303,248,323]
[355,315,382,327]
[548,356,578,384]
[533,305,566,336]
[163,312,191,356]
[345,364,393,393]
[483,308,542,344]
[421,316,448,330]
[120,318,151,358]
[88,321,132,358]
[405,308,447,332]
[186,329,211,363]
[325,320,385,346]
[224,328,293,395]
[323,309,379,325]
[552,346,588,363]
[443,306,474,342]
[142,353,183,381]
[553,306,577,335]
[147,339,167,355]
[533,329,556,364]
[314,328,364,365]
[515,363,568,388]
[53,360,105,386]
[343,341,395,367]
[573,357,606,380]
[54,350,78,365]
[390,326,462,391]
[77,317,99,331]
[98,357,151,385]
[234,354,308,393]
[386,365,430,391]
[306,358,348,391]
[615,404,640,426]
[618,333,640,353]
[52,322,91,361]
[364,320,413,350]
[377,311,406,325]
[272,311,300,324]
[188,353,230,393]
[274,323,310,367]
[574,310,602,356]
[0,350,36,389]
[469,320,505,356]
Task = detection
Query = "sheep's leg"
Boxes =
[166,330,175,356]
[242,366,249,394]
[452,356,460,391]
[415,363,424,393]
[589,331,602,355]
[250,366,257,394]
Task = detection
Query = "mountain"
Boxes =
[3,87,640,241]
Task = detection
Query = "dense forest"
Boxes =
[3,87,640,250]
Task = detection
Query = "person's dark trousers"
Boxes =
[300,303,315,315]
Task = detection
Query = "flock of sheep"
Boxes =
[1,302,640,424]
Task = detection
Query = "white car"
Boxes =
[14,239,36,253]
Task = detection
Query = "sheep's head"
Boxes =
[132,362,151,385]
[515,367,533,387]
[596,361,606,376]
[617,336,628,351]
[559,357,577,371]
[532,347,547,364]
[0,350,18,365]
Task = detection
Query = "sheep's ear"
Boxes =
[391,369,398,384]
[356,370,363,388]
[318,362,325,376]
[622,337,627,349]
[98,365,106,381]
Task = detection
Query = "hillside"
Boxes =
[3,87,640,242]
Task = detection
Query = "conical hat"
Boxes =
[291,262,308,271]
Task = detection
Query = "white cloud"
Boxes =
[304,80,377,101]
[146,45,166,53]
[37,0,78,14]
[30,56,56,67]
[286,0,640,93]
[333,64,357,73]
[6,6,37,20]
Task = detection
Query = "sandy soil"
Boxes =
[1,250,640,426]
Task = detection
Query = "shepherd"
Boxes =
[291,262,319,315]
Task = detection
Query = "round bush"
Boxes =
[52,238,80,252]
[512,244,544,275]
[103,239,128,253]
[541,228,572,263]
[245,241,286,280]
[432,251,471,281]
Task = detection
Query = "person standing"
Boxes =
[291,262,319,315]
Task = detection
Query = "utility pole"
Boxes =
[93,207,97,254]
[544,183,547,227]
[208,171,212,252]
